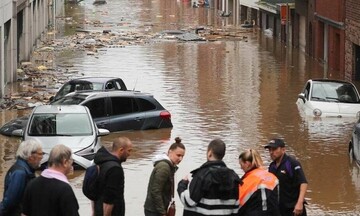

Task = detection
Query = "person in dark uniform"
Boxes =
[265,138,308,216]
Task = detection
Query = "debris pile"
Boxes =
[0,14,255,111]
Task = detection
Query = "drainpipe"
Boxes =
[53,0,56,31]
[323,24,329,77]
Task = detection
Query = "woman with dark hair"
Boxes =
[238,149,280,216]
[144,137,186,216]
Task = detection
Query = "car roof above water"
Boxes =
[67,90,154,98]
[33,105,88,114]
[310,79,354,85]
[68,76,123,83]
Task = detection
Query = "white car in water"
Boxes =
[12,105,110,169]
[296,79,360,118]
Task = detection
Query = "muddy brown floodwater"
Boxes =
[1,0,360,215]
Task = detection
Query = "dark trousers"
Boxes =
[280,206,307,216]
[144,209,162,216]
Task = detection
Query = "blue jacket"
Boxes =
[0,158,35,216]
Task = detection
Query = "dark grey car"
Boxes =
[51,91,173,132]
[0,91,172,136]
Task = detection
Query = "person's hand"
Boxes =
[293,201,303,216]
[183,173,192,181]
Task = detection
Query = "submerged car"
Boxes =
[1,91,172,136]
[349,118,360,166]
[51,90,173,132]
[296,79,360,118]
[50,77,127,102]
[12,105,110,169]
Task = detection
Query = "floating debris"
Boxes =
[176,32,205,41]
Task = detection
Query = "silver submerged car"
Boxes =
[12,105,110,169]
[50,76,128,102]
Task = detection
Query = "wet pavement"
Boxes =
[1,0,360,215]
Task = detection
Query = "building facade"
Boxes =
[0,0,63,97]
[345,0,360,81]
[239,0,259,26]
[313,0,345,75]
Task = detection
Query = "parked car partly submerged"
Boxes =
[1,90,173,136]
[349,117,360,166]
[296,79,360,118]
[50,77,127,102]
[51,90,173,132]
[0,77,128,136]
[12,105,110,169]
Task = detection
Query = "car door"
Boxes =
[108,96,145,131]
[354,120,360,161]
[82,98,111,131]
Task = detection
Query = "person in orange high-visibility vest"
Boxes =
[238,149,280,216]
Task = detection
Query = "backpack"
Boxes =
[82,164,100,201]
[82,161,119,201]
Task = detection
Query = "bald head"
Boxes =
[112,137,133,162]
[112,137,131,151]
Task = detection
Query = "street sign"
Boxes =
[280,4,287,25]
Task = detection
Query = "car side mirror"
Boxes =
[298,93,306,103]
[97,128,110,137]
[12,129,24,137]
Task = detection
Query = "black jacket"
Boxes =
[268,154,307,210]
[177,160,241,216]
[94,147,124,216]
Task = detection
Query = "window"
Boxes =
[304,83,310,100]
[84,98,107,118]
[74,83,93,91]
[105,82,115,90]
[57,84,71,99]
[137,98,156,111]
[52,95,86,105]
[111,97,139,115]
[29,113,92,136]
[114,81,121,89]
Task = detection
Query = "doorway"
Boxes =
[355,44,360,80]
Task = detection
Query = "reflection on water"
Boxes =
[0,0,360,215]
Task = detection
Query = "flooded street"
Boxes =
[1,0,360,215]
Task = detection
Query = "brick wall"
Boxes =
[346,0,360,23]
[316,0,345,22]
[345,0,360,80]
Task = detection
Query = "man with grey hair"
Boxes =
[22,144,79,216]
[0,139,43,216]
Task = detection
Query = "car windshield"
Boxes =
[28,113,93,136]
[51,95,86,105]
[92,82,104,90]
[311,82,359,103]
